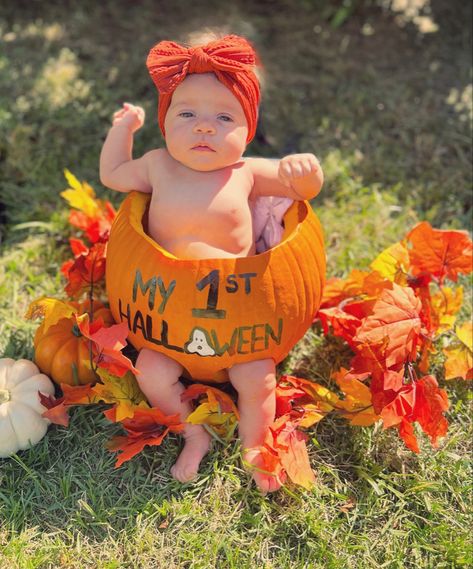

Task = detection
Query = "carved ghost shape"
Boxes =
[185,328,216,357]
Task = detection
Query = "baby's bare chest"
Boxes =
[149,167,254,236]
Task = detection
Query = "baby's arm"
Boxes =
[99,103,152,193]
[247,154,323,201]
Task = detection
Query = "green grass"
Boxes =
[1,1,472,568]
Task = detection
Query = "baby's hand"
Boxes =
[278,153,321,188]
[112,103,145,133]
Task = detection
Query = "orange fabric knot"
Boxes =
[146,34,261,143]
[188,47,212,74]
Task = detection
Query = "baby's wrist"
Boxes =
[111,123,134,133]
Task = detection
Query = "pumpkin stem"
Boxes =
[0,388,10,404]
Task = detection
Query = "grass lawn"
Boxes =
[1,1,472,568]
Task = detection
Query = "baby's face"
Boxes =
[164,73,249,171]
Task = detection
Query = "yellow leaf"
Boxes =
[186,390,238,440]
[370,241,410,285]
[431,286,463,333]
[332,368,380,426]
[25,297,77,334]
[94,369,149,420]
[61,169,99,218]
[443,322,473,380]
[297,404,326,428]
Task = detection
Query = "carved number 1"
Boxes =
[192,269,227,319]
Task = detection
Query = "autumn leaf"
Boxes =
[411,375,449,447]
[268,415,316,489]
[182,384,239,441]
[25,297,77,334]
[181,383,239,416]
[379,384,416,428]
[443,321,473,380]
[61,383,102,405]
[398,418,420,453]
[38,392,70,427]
[39,383,100,426]
[407,221,473,283]
[283,375,340,410]
[430,286,463,334]
[68,202,115,244]
[185,391,238,441]
[319,270,391,311]
[332,368,380,426]
[63,241,107,298]
[354,283,423,369]
[76,314,139,378]
[93,369,148,421]
[370,240,410,286]
[317,306,362,346]
[61,169,101,218]
[106,407,185,468]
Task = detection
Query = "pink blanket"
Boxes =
[252,196,293,253]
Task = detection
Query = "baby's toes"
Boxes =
[171,464,197,483]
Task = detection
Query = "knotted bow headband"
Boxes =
[146,34,261,143]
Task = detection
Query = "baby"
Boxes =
[100,34,323,492]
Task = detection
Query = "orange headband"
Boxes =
[146,34,261,143]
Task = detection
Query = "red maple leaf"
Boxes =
[62,241,107,298]
[39,392,70,427]
[76,314,138,377]
[106,407,185,467]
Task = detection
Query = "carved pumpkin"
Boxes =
[106,191,325,383]
[0,358,55,458]
[34,301,114,386]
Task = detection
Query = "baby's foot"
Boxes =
[243,448,283,493]
[170,425,211,483]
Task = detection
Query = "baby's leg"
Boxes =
[228,359,282,492]
[135,349,211,482]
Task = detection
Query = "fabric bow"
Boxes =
[146,34,261,143]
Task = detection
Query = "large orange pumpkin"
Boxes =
[34,301,114,386]
[106,191,325,383]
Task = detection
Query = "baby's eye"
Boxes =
[218,114,233,122]
[178,111,195,118]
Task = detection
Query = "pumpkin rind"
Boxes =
[106,192,326,382]
[0,358,55,458]
[33,301,114,386]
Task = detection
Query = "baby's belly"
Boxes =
[173,240,255,259]
[149,231,256,260]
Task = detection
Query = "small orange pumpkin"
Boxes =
[106,192,325,383]
[34,301,114,386]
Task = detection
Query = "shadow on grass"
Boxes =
[0,0,471,229]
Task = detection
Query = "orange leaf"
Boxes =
[407,221,473,283]
[106,407,184,467]
[398,418,420,453]
[76,314,139,377]
[269,416,316,489]
[38,392,70,427]
[63,242,107,298]
[354,283,423,369]
[380,384,416,428]
[411,375,449,447]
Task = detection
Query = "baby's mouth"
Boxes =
[192,143,216,152]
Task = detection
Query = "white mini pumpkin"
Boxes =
[0,357,55,458]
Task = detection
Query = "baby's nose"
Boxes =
[193,120,216,134]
